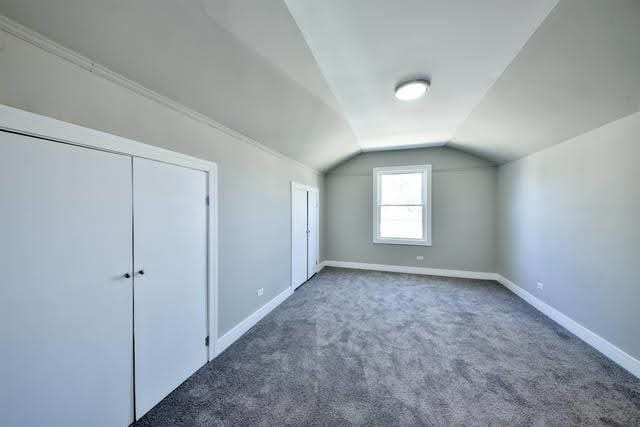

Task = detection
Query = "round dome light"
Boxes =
[394,79,430,101]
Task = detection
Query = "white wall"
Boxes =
[0,29,321,336]
[324,147,497,273]
[497,112,640,360]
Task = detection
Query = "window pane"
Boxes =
[380,206,423,239]
[380,173,422,205]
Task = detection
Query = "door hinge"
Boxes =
[206,195,210,206]
[205,336,210,347]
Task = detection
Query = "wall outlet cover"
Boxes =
[257,288,264,296]
[537,282,544,291]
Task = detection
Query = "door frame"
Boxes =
[0,104,219,361]
[290,181,320,292]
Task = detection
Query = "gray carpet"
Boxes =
[136,267,640,426]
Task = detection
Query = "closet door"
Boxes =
[291,185,308,289]
[307,190,319,279]
[133,157,208,418]
[0,132,134,427]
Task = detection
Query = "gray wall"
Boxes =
[0,0,360,170]
[497,112,640,360]
[324,147,497,272]
[0,30,321,336]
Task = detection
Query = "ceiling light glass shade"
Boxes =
[394,79,430,101]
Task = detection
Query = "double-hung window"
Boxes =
[373,165,432,246]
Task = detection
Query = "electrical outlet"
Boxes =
[416,255,424,261]
[537,282,544,291]
[257,288,264,296]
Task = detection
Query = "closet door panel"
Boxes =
[0,132,134,427]
[307,190,319,279]
[291,186,308,289]
[133,157,208,418]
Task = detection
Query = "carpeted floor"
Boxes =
[136,267,640,426]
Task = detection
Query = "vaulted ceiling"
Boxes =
[285,0,558,151]
[1,0,638,170]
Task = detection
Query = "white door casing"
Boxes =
[133,157,209,419]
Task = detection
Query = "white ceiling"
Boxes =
[201,0,341,113]
[285,0,558,151]
[452,0,640,163]
[1,0,638,169]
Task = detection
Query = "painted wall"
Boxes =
[324,147,497,272]
[0,30,321,336]
[0,2,360,170]
[497,112,640,360]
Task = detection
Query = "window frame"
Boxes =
[372,164,432,246]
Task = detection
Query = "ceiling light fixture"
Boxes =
[394,79,430,101]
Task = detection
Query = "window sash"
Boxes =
[373,165,432,246]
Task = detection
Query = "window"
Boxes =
[373,165,431,246]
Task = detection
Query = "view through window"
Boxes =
[374,165,431,245]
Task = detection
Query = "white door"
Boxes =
[133,157,208,418]
[0,132,134,427]
[307,190,319,278]
[291,185,308,289]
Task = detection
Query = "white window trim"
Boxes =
[373,164,432,246]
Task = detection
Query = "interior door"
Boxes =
[133,157,208,419]
[292,185,308,289]
[307,190,319,279]
[0,132,134,427]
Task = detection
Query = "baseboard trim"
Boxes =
[495,274,640,379]
[317,260,328,273]
[323,260,495,280]
[215,286,293,356]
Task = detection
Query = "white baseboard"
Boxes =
[215,286,293,356]
[495,274,640,379]
[317,260,328,273]
[322,260,495,280]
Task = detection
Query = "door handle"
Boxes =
[123,273,131,279]
[135,269,145,276]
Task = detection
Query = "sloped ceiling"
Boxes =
[0,0,360,171]
[284,0,558,151]
[452,0,640,163]
[1,0,639,169]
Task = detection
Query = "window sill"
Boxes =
[373,237,432,246]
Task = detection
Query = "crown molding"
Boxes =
[0,14,320,174]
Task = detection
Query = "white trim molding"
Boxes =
[317,260,329,273]
[495,274,640,379]
[323,260,495,280]
[216,286,293,356]
[0,14,318,175]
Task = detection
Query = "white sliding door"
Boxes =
[133,157,208,418]
[307,190,319,278]
[0,132,134,427]
[291,184,308,289]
